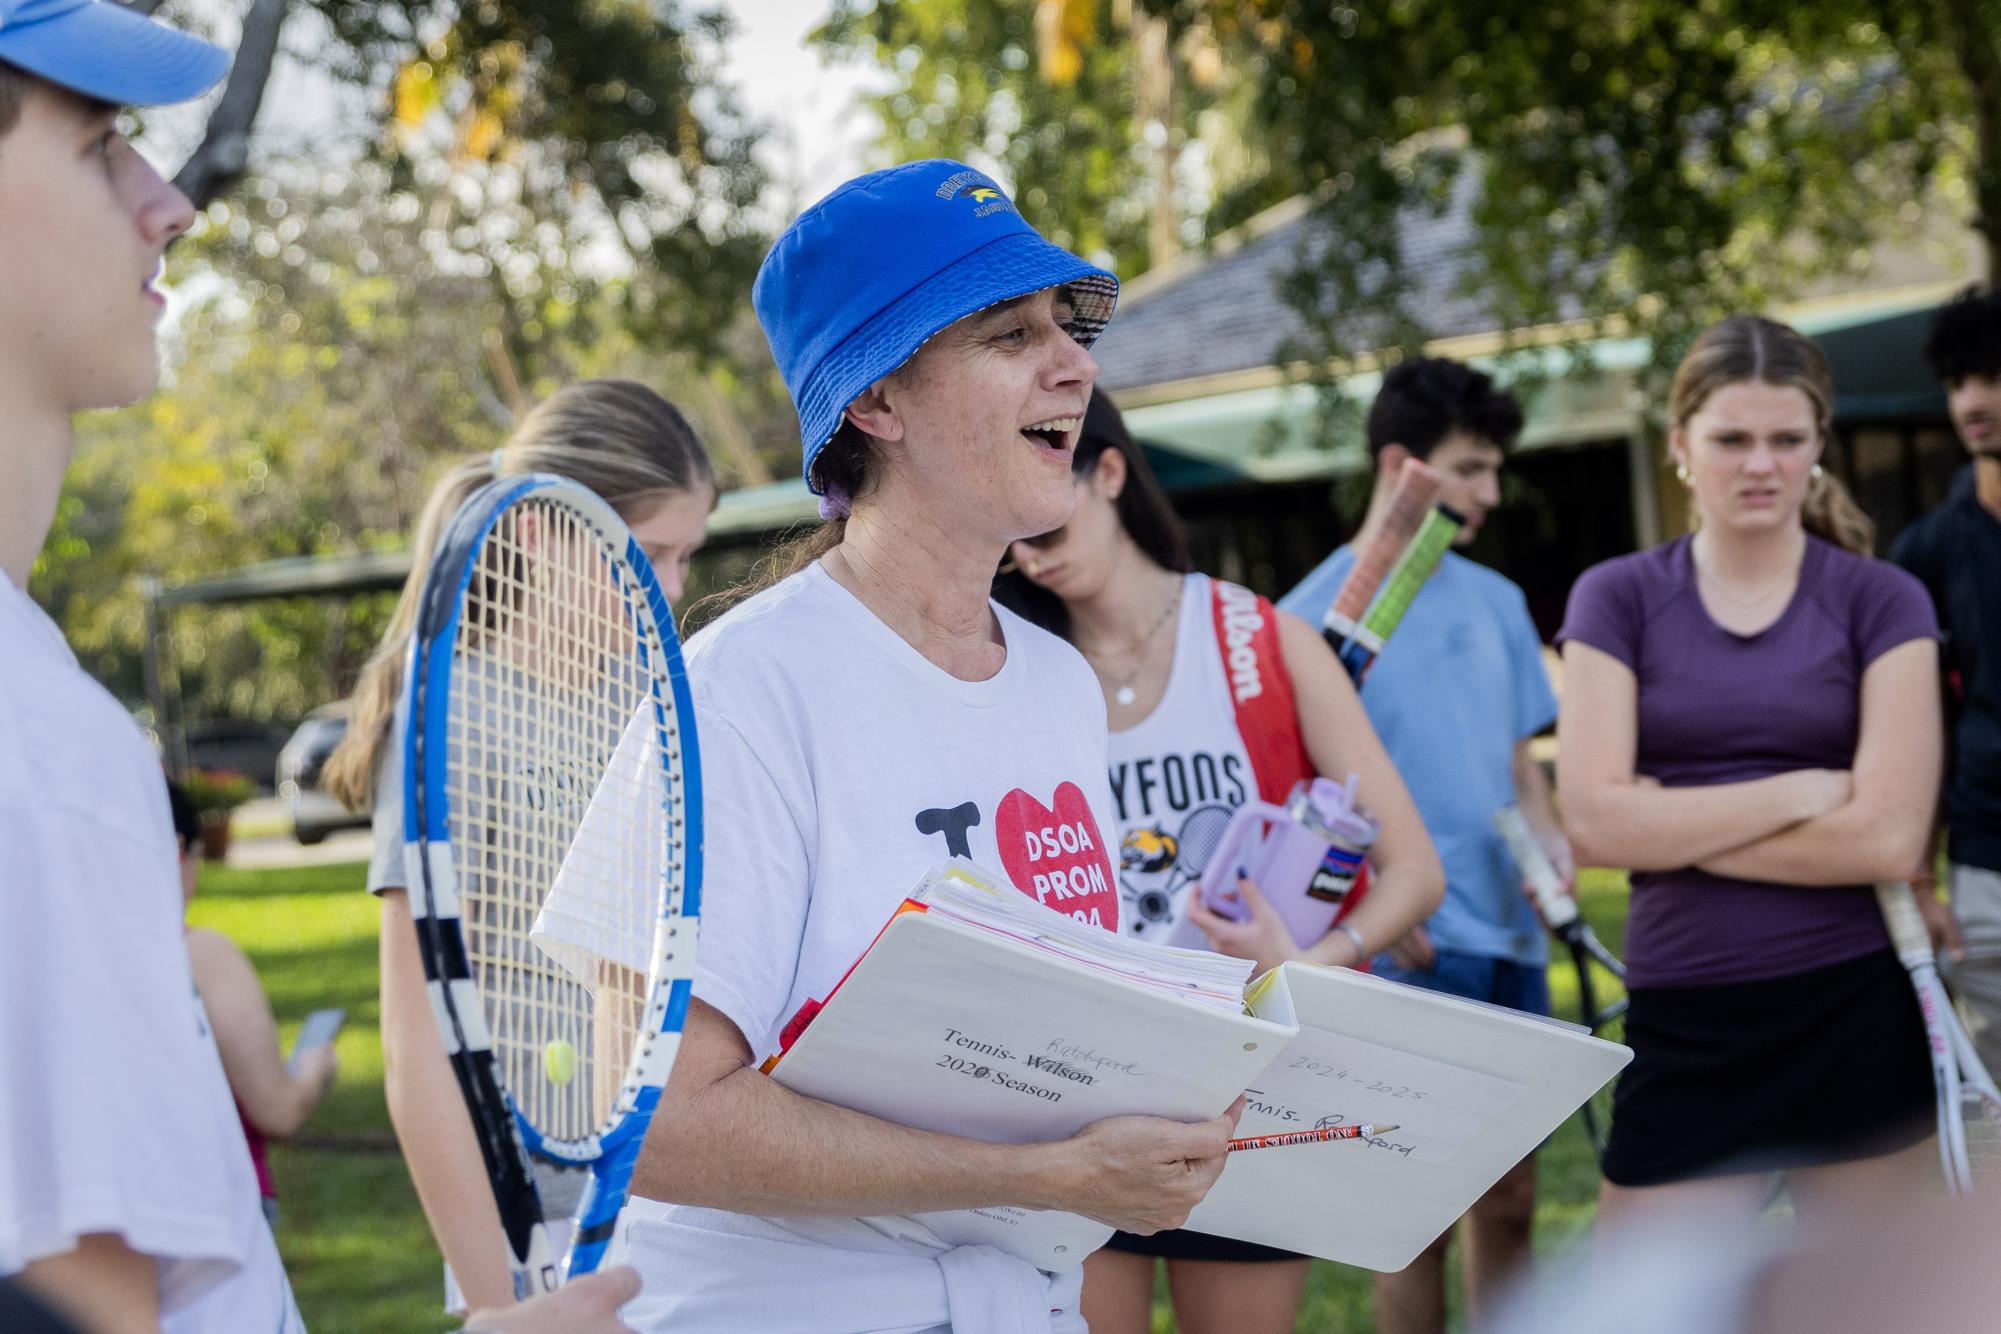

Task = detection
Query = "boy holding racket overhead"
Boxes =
[1895,286,2001,1078]
[0,7,637,1330]
[1279,358,1571,1334]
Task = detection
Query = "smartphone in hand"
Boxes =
[287,1008,345,1073]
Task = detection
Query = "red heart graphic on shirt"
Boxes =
[994,782,1120,931]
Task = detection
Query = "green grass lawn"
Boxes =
[187,860,451,1334]
[188,861,1629,1333]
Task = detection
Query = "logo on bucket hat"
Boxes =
[753,159,1119,494]
[937,168,1012,217]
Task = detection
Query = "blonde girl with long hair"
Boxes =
[323,378,715,1314]
[1557,315,1945,1225]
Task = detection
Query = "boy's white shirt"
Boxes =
[0,569,304,1332]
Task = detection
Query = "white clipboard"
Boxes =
[1188,963,1630,1270]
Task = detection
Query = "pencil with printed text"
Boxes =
[1227,1124,1400,1153]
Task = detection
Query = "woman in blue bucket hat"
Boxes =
[602,161,1241,1331]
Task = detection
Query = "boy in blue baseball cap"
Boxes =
[2,9,651,1334]
[0,11,301,1330]
[0,0,225,457]
[556,160,1241,1332]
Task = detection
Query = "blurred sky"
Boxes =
[142,0,883,327]
[148,0,881,209]
[721,0,881,205]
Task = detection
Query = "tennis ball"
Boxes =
[545,1039,576,1086]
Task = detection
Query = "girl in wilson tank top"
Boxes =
[995,391,1444,1334]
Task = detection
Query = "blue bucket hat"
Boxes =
[753,159,1119,494]
[0,0,229,107]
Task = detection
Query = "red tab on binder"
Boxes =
[760,898,929,1072]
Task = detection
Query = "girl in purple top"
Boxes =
[1558,315,1945,1217]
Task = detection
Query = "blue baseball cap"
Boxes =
[0,0,229,107]
[753,159,1119,492]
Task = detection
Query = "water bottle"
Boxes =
[1192,775,1380,948]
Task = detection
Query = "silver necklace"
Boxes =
[1703,575,1786,609]
[1080,581,1181,707]
[1693,549,1796,610]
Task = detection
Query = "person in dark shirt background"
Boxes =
[1892,285,2001,1077]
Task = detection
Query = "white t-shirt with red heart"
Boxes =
[580,560,1117,1332]
[671,560,1119,1059]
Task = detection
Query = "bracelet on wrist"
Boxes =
[1335,922,1367,963]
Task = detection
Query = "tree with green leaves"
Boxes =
[36,149,796,725]
[34,1,788,722]
[815,0,1276,276]
[375,0,770,366]
[123,0,774,380]
[1184,0,1999,386]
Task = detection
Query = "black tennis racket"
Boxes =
[1495,804,1626,1156]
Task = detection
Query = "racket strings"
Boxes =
[449,500,686,1146]
[1951,1015,2001,1188]
[1962,1089,2001,1177]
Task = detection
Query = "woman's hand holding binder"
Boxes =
[1023,1097,1245,1235]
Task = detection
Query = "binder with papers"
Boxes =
[763,861,1630,1272]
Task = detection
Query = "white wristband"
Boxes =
[1335,923,1367,962]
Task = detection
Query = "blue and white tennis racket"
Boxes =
[402,473,702,1295]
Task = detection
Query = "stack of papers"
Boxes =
[765,858,1632,1272]
[913,860,1254,1013]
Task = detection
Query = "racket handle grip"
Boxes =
[1874,880,1934,962]
[1494,806,1576,928]
[510,1222,563,1299]
[562,1130,646,1283]
[1337,638,1376,685]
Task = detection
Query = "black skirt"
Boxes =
[1602,947,1937,1187]
[1103,1227,1302,1263]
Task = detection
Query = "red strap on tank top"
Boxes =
[1209,580,1372,930]
[1210,580,1314,804]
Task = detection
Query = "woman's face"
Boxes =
[849,286,1098,544]
[627,484,714,605]
[1671,380,1823,538]
[1006,446,1129,602]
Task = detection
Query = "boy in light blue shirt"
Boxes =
[1280,357,1571,1334]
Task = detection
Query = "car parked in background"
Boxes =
[276,703,370,844]
[183,718,293,794]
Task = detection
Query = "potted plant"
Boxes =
[182,767,257,861]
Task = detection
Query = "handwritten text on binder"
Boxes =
[1242,1032,1530,1165]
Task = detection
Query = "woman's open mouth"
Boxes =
[1021,416,1081,457]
